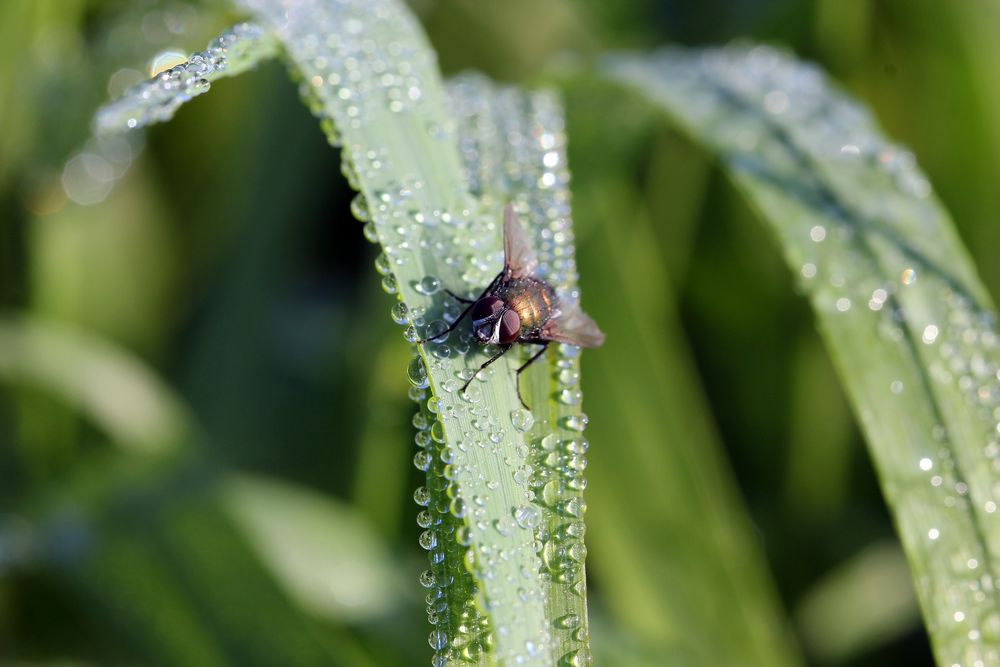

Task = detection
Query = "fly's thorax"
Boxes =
[499,277,557,333]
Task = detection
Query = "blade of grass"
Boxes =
[795,541,919,663]
[605,44,1000,666]
[33,452,368,667]
[445,73,593,662]
[0,315,191,453]
[558,72,803,666]
[221,472,410,623]
[94,2,601,660]
[233,0,591,662]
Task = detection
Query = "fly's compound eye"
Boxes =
[498,310,521,344]
[471,296,504,322]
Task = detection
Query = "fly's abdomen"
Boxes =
[503,278,556,332]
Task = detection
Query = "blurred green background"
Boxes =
[3,0,999,665]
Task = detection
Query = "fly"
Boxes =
[420,204,605,408]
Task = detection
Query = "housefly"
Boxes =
[420,204,605,408]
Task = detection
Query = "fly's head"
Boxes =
[471,295,521,345]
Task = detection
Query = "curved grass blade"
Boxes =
[221,473,409,623]
[93,1,598,660]
[605,45,1000,666]
[0,315,191,452]
[93,22,278,135]
[34,453,364,667]
[560,73,803,665]
[231,1,593,663]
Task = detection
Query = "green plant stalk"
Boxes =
[232,1,593,663]
[445,74,592,659]
[606,45,1000,665]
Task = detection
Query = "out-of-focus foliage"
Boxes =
[3,1,1000,666]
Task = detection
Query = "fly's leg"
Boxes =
[417,271,503,344]
[461,344,512,392]
[445,289,474,304]
[515,342,549,410]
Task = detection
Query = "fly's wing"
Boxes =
[541,305,606,348]
[503,203,539,279]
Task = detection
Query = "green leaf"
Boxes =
[561,73,802,666]
[604,44,1000,666]
[0,315,191,453]
[795,541,919,662]
[36,453,362,667]
[221,473,408,623]
[95,0,599,663]
[236,1,594,661]
[444,73,592,662]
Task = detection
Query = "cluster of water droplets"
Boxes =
[94,22,277,135]
[608,44,1000,666]
[70,22,278,207]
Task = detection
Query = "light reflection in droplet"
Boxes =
[149,50,188,76]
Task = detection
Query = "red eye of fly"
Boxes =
[498,310,521,344]
[471,296,504,321]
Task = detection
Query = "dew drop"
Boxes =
[562,414,588,432]
[381,273,398,294]
[407,355,429,388]
[511,408,534,432]
[512,504,542,530]
[419,569,437,588]
[414,450,433,471]
[418,530,437,550]
[391,301,409,325]
[374,252,391,276]
[428,629,448,649]
[555,613,582,630]
[416,275,441,295]
[350,192,370,221]
[450,497,468,518]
